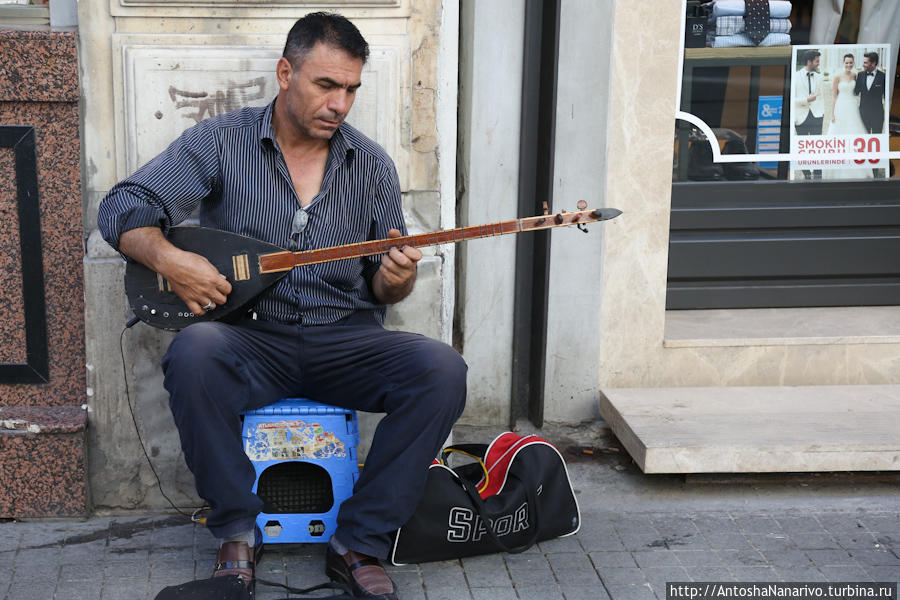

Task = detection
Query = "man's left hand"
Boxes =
[373,228,421,304]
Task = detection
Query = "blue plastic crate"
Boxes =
[242,398,359,544]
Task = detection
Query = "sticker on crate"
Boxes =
[245,420,347,461]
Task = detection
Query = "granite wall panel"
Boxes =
[0,102,85,402]
[0,410,87,517]
[0,30,79,103]
[0,30,87,517]
[0,145,26,365]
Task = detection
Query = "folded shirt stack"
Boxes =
[711,0,792,18]
[703,0,793,48]
[711,32,792,47]
[715,15,792,35]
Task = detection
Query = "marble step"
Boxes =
[598,385,900,474]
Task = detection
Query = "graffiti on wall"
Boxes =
[168,76,268,123]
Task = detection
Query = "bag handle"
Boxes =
[442,443,488,458]
[457,474,541,554]
[441,445,490,495]
[255,577,354,599]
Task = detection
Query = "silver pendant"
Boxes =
[289,208,309,248]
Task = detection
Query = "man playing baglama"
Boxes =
[98,12,467,600]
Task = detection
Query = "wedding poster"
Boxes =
[789,44,890,181]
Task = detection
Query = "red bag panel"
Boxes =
[478,433,550,499]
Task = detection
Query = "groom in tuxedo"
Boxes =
[854,51,885,134]
[855,52,886,177]
[793,49,824,179]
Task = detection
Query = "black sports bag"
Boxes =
[391,432,581,564]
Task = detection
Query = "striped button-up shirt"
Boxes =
[98,100,405,325]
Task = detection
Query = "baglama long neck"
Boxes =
[257,208,619,274]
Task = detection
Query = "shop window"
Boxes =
[676,0,898,182]
[670,0,900,310]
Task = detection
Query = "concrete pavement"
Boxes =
[2,428,898,599]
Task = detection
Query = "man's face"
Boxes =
[277,42,363,141]
[862,57,874,72]
[807,56,820,71]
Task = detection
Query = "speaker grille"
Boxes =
[257,462,334,514]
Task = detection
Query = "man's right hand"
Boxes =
[808,93,818,103]
[119,227,232,315]
[161,250,232,315]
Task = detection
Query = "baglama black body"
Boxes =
[124,227,289,331]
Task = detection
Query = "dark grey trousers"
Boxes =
[161,311,467,558]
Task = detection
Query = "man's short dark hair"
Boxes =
[804,50,821,65]
[864,51,879,66]
[283,12,369,67]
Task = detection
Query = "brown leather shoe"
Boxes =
[325,544,398,599]
[212,530,263,591]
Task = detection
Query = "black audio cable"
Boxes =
[120,319,209,522]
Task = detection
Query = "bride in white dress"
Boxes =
[827,54,872,179]
[830,55,867,134]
